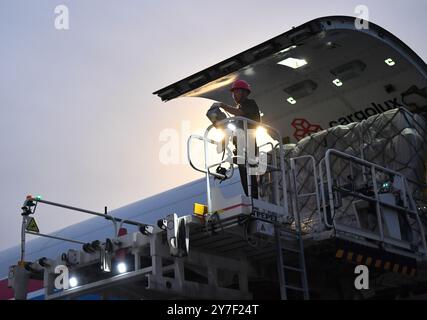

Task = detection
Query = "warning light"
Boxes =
[23,195,36,208]
[35,195,42,201]
[380,181,393,192]
[382,182,392,191]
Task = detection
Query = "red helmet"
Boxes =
[230,80,251,93]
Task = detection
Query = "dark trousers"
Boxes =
[233,135,259,199]
[238,164,259,199]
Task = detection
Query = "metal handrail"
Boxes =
[202,116,289,217]
[290,155,322,225]
[323,148,427,255]
[258,142,274,151]
[187,134,215,175]
[31,198,146,228]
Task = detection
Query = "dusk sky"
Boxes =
[1,0,426,251]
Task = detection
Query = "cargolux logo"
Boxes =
[328,98,403,127]
[292,118,323,141]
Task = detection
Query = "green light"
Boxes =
[36,195,42,201]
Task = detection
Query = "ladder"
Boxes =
[275,224,309,300]
[273,155,317,300]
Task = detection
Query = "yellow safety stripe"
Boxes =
[334,249,417,277]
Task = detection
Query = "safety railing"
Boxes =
[258,142,281,205]
[187,116,289,217]
[289,155,322,232]
[319,149,427,255]
[187,134,231,179]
